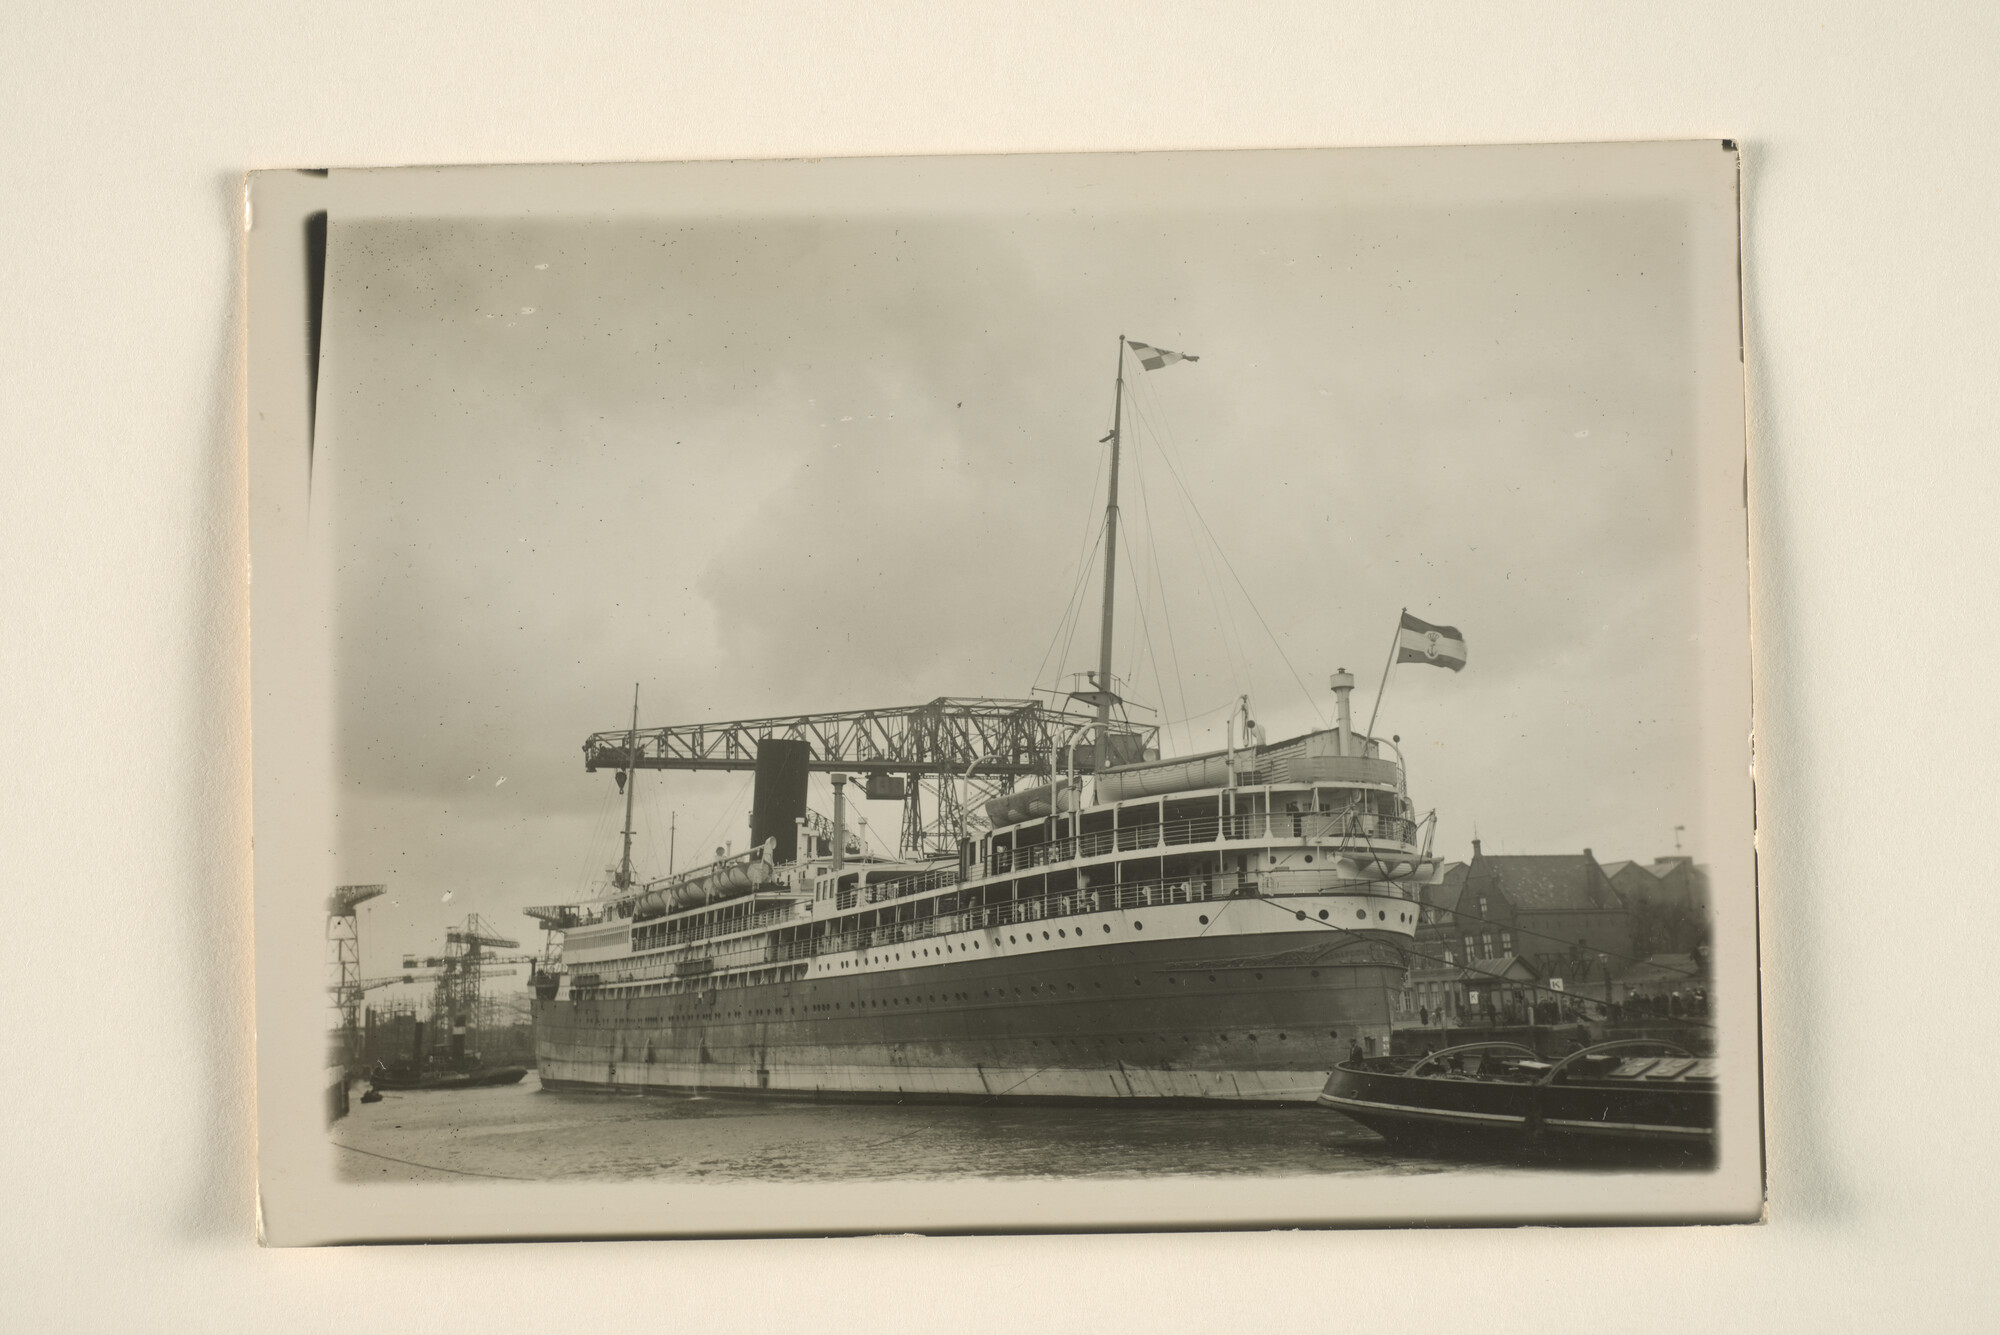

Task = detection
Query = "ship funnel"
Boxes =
[751,738,811,864]
[1330,669,1355,756]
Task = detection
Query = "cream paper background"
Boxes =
[5,1,1994,1328]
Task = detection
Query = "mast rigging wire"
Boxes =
[1029,444,1112,700]
[1126,424,1195,756]
[1129,374,1327,727]
[1125,388,1253,707]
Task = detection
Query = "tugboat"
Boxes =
[366,1061,528,1092]
[363,1018,528,1092]
[1317,1038,1717,1163]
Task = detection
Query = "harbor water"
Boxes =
[330,1072,1454,1183]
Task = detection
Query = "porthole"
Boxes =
[1319,910,1329,921]
[1103,924,1112,933]
[1042,931,1050,940]
[1295,910,1306,921]
[1328,1030,1338,1039]
[1208,974,1217,983]
[1278,1032,1287,1040]
[1255,972,1264,980]
[1067,983,1076,991]
[1355,909,1367,920]
[1198,915,1209,925]
[1134,921,1144,930]
[1010,935,1017,944]
[1304,855,1313,863]
[1220,1034,1229,1041]
[1248,1033,1258,1042]
[1270,856,1278,864]
[1310,970,1320,979]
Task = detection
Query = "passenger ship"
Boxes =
[528,338,1442,1103]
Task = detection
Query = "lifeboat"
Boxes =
[631,838,777,916]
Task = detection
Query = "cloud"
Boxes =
[320,199,1710,964]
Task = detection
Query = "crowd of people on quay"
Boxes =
[1410,985,1710,1029]
[1609,987,1709,1020]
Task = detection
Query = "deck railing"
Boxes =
[990,811,1415,874]
[581,861,1417,990]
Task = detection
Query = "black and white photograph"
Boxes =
[250,143,1758,1240]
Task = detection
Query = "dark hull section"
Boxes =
[369,1065,529,1092]
[535,932,1403,1103]
[1318,1063,1716,1164]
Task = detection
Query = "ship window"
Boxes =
[1134,921,1144,930]
[1199,915,1209,925]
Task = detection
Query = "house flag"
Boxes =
[1395,612,1468,671]
[1127,341,1199,371]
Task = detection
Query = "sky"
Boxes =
[317,183,1707,984]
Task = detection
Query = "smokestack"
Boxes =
[751,738,811,864]
[1330,669,1355,756]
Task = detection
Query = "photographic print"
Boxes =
[249,143,1759,1242]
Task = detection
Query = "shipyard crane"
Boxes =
[582,697,1157,857]
[325,884,385,1065]
[410,915,535,1066]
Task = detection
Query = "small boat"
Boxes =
[1317,1038,1715,1163]
[366,1064,529,1092]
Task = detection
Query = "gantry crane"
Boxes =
[326,884,385,1065]
[582,697,1156,857]
[402,915,537,1067]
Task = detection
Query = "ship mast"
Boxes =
[616,683,639,890]
[1093,335,1127,770]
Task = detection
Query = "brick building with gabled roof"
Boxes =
[1414,841,1633,985]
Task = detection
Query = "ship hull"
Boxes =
[534,929,1404,1104]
